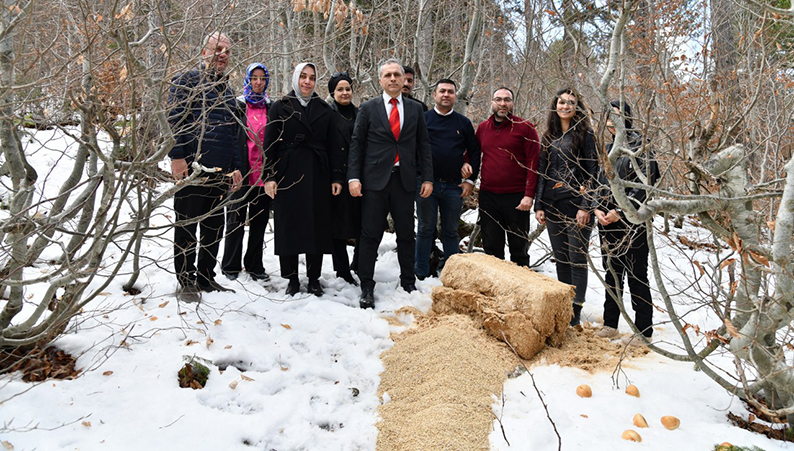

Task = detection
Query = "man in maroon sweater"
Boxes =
[475,87,540,267]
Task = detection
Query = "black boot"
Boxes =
[285,277,300,296]
[570,303,583,326]
[307,279,324,297]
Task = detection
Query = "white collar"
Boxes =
[382,92,403,104]
[434,106,454,116]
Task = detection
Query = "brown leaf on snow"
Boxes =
[224,345,232,349]
[280,365,289,371]
[206,337,214,349]
[185,340,198,346]
[281,324,292,329]
[229,380,239,389]
[149,316,158,321]
[241,374,255,382]
[98,292,111,296]
[82,421,91,428]
[2,440,14,450]
[214,319,222,326]
[102,371,113,376]
[158,300,169,308]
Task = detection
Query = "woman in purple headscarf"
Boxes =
[221,62,272,283]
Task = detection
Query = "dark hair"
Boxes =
[542,87,593,153]
[434,78,457,92]
[403,66,416,77]
[492,86,514,99]
[609,100,634,130]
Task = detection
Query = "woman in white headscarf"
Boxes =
[263,63,343,297]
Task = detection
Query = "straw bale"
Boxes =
[431,253,575,359]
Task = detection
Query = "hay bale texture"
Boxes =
[432,253,575,359]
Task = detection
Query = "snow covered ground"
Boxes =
[0,129,789,450]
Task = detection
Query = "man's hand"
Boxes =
[349,181,363,197]
[535,210,546,225]
[265,181,278,199]
[460,163,473,179]
[459,182,473,198]
[331,183,342,196]
[419,182,433,198]
[171,158,188,181]
[594,209,609,226]
[515,196,533,211]
[575,209,591,228]
[229,170,242,192]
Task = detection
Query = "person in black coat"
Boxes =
[221,62,272,283]
[594,100,660,341]
[534,87,599,326]
[347,58,434,308]
[167,32,243,302]
[263,62,342,297]
[327,72,361,286]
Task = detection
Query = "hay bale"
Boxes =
[431,253,574,359]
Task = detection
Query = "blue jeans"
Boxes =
[415,179,464,278]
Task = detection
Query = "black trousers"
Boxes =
[358,170,415,290]
[173,173,228,287]
[600,222,654,337]
[332,239,359,276]
[221,186,271,276]
[279,254,323,280]
[543,199,593,306]
[478,190,530,266]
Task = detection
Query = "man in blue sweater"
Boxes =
[415,79,481,279]
[167,32,243,302]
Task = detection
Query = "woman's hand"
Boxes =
[265,181,277,199]
[331,183,342,196]
[535,210,546,225]
[594,209,609,226]
[575,209,591,228]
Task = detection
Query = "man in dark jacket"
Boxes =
[167,32,243,302]
[415,79,480,279]
[348,58,434,308]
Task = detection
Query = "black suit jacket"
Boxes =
[347,95,433,192]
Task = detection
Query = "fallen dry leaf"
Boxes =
[580,414,588,418]
[241,374,254,382]
[82,421,91,428]
[149,316,158,321]
[158,301,169,308]
[281,324,292,330]
[185,340,198,346]
[206,337,214,349]
[102,371,113,376]
[280,366,289,372]
[2,440,14,450]
[98,292,111,296]
[229,380,239,390]
[214,319,222,326]
[224,345,232,349]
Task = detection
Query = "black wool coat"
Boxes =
[263,92,342,255]
[328,101,362,240]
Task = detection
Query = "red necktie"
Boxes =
[389,98,400,164]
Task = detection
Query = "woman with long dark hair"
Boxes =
[327,72,361,285]
[221,62,272,283]
[263,63,342,297]
[534,88,599,326]
[594,100,659,341]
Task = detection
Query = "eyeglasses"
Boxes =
[492,97,513,104]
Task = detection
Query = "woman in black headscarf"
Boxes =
[263,63,342,297]
[327,72,362,285]
[594,100,660,341]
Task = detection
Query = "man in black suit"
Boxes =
[348,58,434,308]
